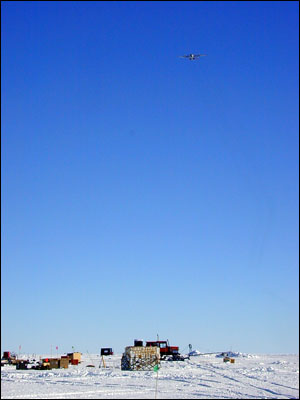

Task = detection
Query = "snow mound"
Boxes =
[188,350,202,356]
[215,351,258,358]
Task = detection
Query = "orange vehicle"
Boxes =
[145,340,184,361]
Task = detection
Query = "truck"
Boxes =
[145,340,185,361]
[1,351,17,366]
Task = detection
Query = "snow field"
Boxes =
[1,353,299,399]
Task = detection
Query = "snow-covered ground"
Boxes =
[1,353,299,399]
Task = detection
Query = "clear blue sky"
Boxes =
[2,1,299,355]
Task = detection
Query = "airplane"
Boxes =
[179,53,207,60]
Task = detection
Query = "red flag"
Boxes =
[56,346,58,350]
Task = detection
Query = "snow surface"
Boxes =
[1,353,299,399]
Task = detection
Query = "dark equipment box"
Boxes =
[134,340,143,347]
[101,348,114,356]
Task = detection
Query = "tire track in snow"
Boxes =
[194,362,298,399]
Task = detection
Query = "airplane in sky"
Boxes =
[179,53,207,60]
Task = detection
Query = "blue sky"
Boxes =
[2,1,299,355]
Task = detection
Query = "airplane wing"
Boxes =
[179,55,189,58]
[195,54,207,57]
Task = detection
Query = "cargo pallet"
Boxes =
[121,346,160,371]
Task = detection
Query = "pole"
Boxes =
[155,370,158,399]
[99,355,106,368]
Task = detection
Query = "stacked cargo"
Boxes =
[67,352,81,364]
[50,359,59,369]
[59,357,69,368]
[37,357,69,370]
[121,346,160,371]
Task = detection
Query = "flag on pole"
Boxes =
[56,346,58,350]
[154,364,159,399]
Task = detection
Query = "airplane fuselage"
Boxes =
[180,53,206,60]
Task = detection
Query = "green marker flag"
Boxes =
[154,364,159,399]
